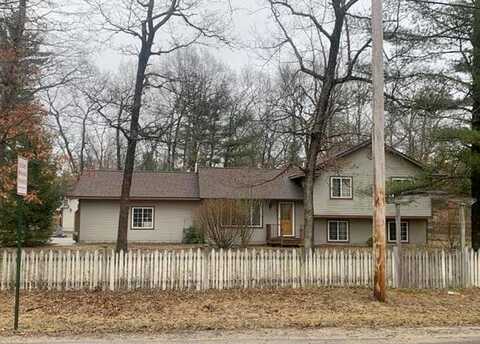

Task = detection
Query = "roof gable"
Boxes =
[289,140,425,179]
[333,140,425,170]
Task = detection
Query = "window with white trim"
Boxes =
[387,177,414,203]
[250,203,262,227]
[222,203,263,227]
[131,207,154,230]
[387,221,408,243]
[330,177,352,199]
[328,220,349,242]
[391,176,414,188]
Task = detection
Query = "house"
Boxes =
[69,141,456,246]
[60,198,79,233]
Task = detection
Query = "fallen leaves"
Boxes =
[0,287,479,336]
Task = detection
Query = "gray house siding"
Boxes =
[252,200,304,243]
[313,146,431,218]
[314,218,428,245]
[210,200,304,245]
[78,199,304,245]
[311,145,430,246]
[79,199,198,243]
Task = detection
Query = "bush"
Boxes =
[182,226,205,244]
[194,199,259,249]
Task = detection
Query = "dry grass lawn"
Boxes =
[0,287,479,336]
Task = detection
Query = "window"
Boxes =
[387,221,409,243]
[222,203,263,227]
[328,220,349,242]
[131,207,154,230]
[330,177,352,199]
[388,177,414,203]
[250,203,262,227]
[391,177,414,186]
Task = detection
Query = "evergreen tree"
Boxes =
[0,0,62,246]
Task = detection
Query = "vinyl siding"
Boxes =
[239,201,304,244]
[79,199,304,245]
[313,146,431,217]
[314,218,427,245]
[79,200,198,243]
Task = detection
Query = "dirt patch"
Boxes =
[0,287,479,336]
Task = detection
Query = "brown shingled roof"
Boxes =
[70,167,304,201]
[198,167,304,200]
[69,170,200,200]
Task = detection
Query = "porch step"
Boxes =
[267,237,304,247]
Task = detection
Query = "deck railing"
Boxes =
[266,224,304,244]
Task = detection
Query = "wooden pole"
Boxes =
[395,200,402,288]
[460,203,466,249]
[14,195,23,331]
[371,0,387,302]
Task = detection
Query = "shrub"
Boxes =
[194,199,259,248]
[182,226,205,244]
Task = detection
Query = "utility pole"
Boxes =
[371,0,386,301]
[394,200,402,288]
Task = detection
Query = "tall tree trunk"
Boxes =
[303,133,322,249]
[301,4,345,249]
[116,103,123,170]
[116,37,153,252]
[471,0,480,250]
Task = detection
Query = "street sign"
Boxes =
[17,157,28,196]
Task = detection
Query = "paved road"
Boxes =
[2,327,480,344]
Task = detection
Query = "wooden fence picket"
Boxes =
[1,247,480,291]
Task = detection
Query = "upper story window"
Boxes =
[388,177,414,203]
[387,220,409,243]
[330,176,353,199]
[131,207,154,230]
[391,176,414,186]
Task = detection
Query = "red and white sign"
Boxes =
[17,157,28,196]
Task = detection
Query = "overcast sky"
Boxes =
[90,0,275,74]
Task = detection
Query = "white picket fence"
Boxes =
[1,247,479,291]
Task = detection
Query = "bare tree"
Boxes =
[266,0,371,248]
[86,0,227,251]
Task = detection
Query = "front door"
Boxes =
[279,202,294,237]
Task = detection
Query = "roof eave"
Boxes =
[72,196,201,201]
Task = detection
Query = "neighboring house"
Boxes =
[69,141,459,246]
[61,198,79,233]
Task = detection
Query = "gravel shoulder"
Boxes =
[2,327,480,344]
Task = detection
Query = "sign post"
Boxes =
[14,156,28,331]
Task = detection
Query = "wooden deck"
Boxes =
[267,237,304,247]
[266,224,304,247]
